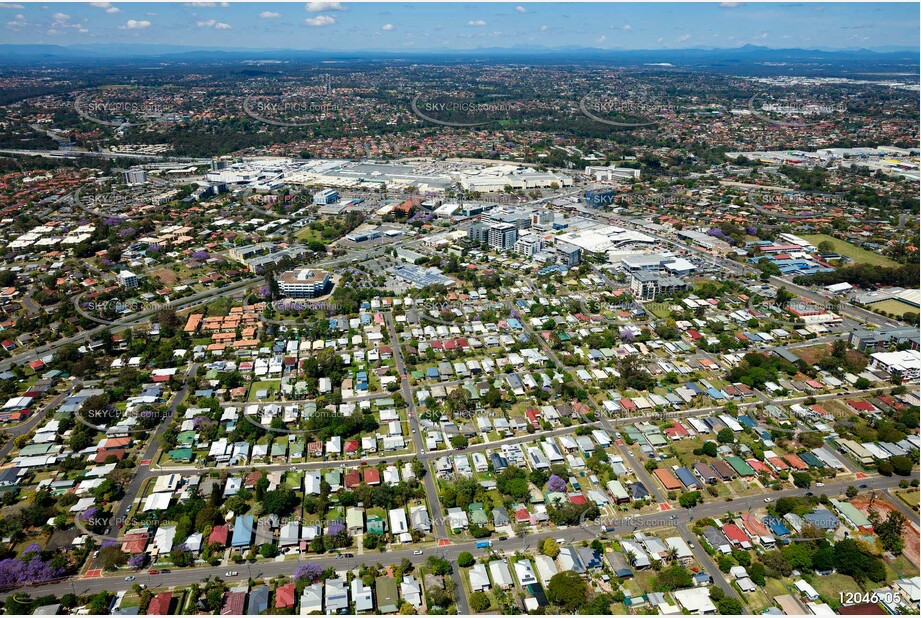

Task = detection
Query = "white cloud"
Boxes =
[196,18,230,28]
[719,2,744,7]
[306,2,344,12]
[539,24,548,32]
[656,36,664,43]
[595,35,607,43]
[304,14,335,26]
[381,23,393,31]
[754,31,768,39]
[677,34,691,42]
[467,19,486,26]
[52,12,69,24]
[259,11,280,18]
[622,24,632,32]
[184,2,229,7]
[120,19,150,29]
[0,3,24,8]
[515,6,527,13]
[89,2,120,13]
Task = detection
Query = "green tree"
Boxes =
[547,571,589,611]
[469,591,490,612]
[542,538,561,558]
[717,428,734,444]
[457,552,474,568]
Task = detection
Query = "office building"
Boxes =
[277,269,332,299]
[555,241,582,267]
[117,270,139,288]
[515,234,544,257]
[122,169,148,185]
[585,188,617,207]
[630,271,688,301]
[313,189,339,205]
[488,222,518,252]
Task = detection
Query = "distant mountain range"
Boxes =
[0,43,916,67]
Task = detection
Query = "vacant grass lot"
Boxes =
[801,234,898,267]
[868,298,917,317]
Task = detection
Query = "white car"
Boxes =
[763,497,773,503]
[815,482,825,487]
[412,550,423,556]
[124,576,135,581]
[225,571,238,577]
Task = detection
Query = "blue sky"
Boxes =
[2,2,918,51]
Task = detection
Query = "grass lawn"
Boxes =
[868,299,917,318]
[764,577,788,598]
[645,303,672,319]
[743,588,776,613]
[808,573,862,601]
[800,234,898,267]
[896,489,920,507]
[248,380,282,402]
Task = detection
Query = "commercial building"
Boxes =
[850,327,920,352]
[868,350,921,381]
[488,222,518,252]
[515,234,544,257]
[585,188,617,207]
[277,269,332,299]
[630,271,689,301]
[585,165,641,181]
[312,189,339,205]
[122,169,148,185]
[555,241,582,267]
[118,270,139,288]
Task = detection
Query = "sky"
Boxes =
[1,2,918,51]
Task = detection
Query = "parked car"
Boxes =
[225,571,238,577]
[412,550,423,556]
[148,570,159,575]
[124,576,135,582]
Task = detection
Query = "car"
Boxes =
[669,515,678,520]
[763,498,773,503]
[498,536,508,541]
[225,571,238,577]
[124,576,136,582]
[342,553,354,558]
[93,551,99,558]
[859,484,868,489]
[138,584,147,590]
[805,492,814,497]
[412,550,423,556]
[815,482,825,487]
[688,541,695,549]
[148,570,160,575]
[160,569,171,574]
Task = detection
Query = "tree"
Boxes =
[96,545,128,571]
[449,434,468,450]
[749,562,766,586]
[457,552,474,568]
[701,441,718,457]
[833,539,886,583]
[817,240,835,254]
[653,565,693,591]
[716,597,745,614]
[716,428,734,444]
[872,510,907,555]
[469,591,490,612]
[890,455,914,476]
[679,491,701,508]
[541,538,560,558]
[547,571,589,611]
[845,486,858,498]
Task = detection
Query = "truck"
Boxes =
[475,540,492,549]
